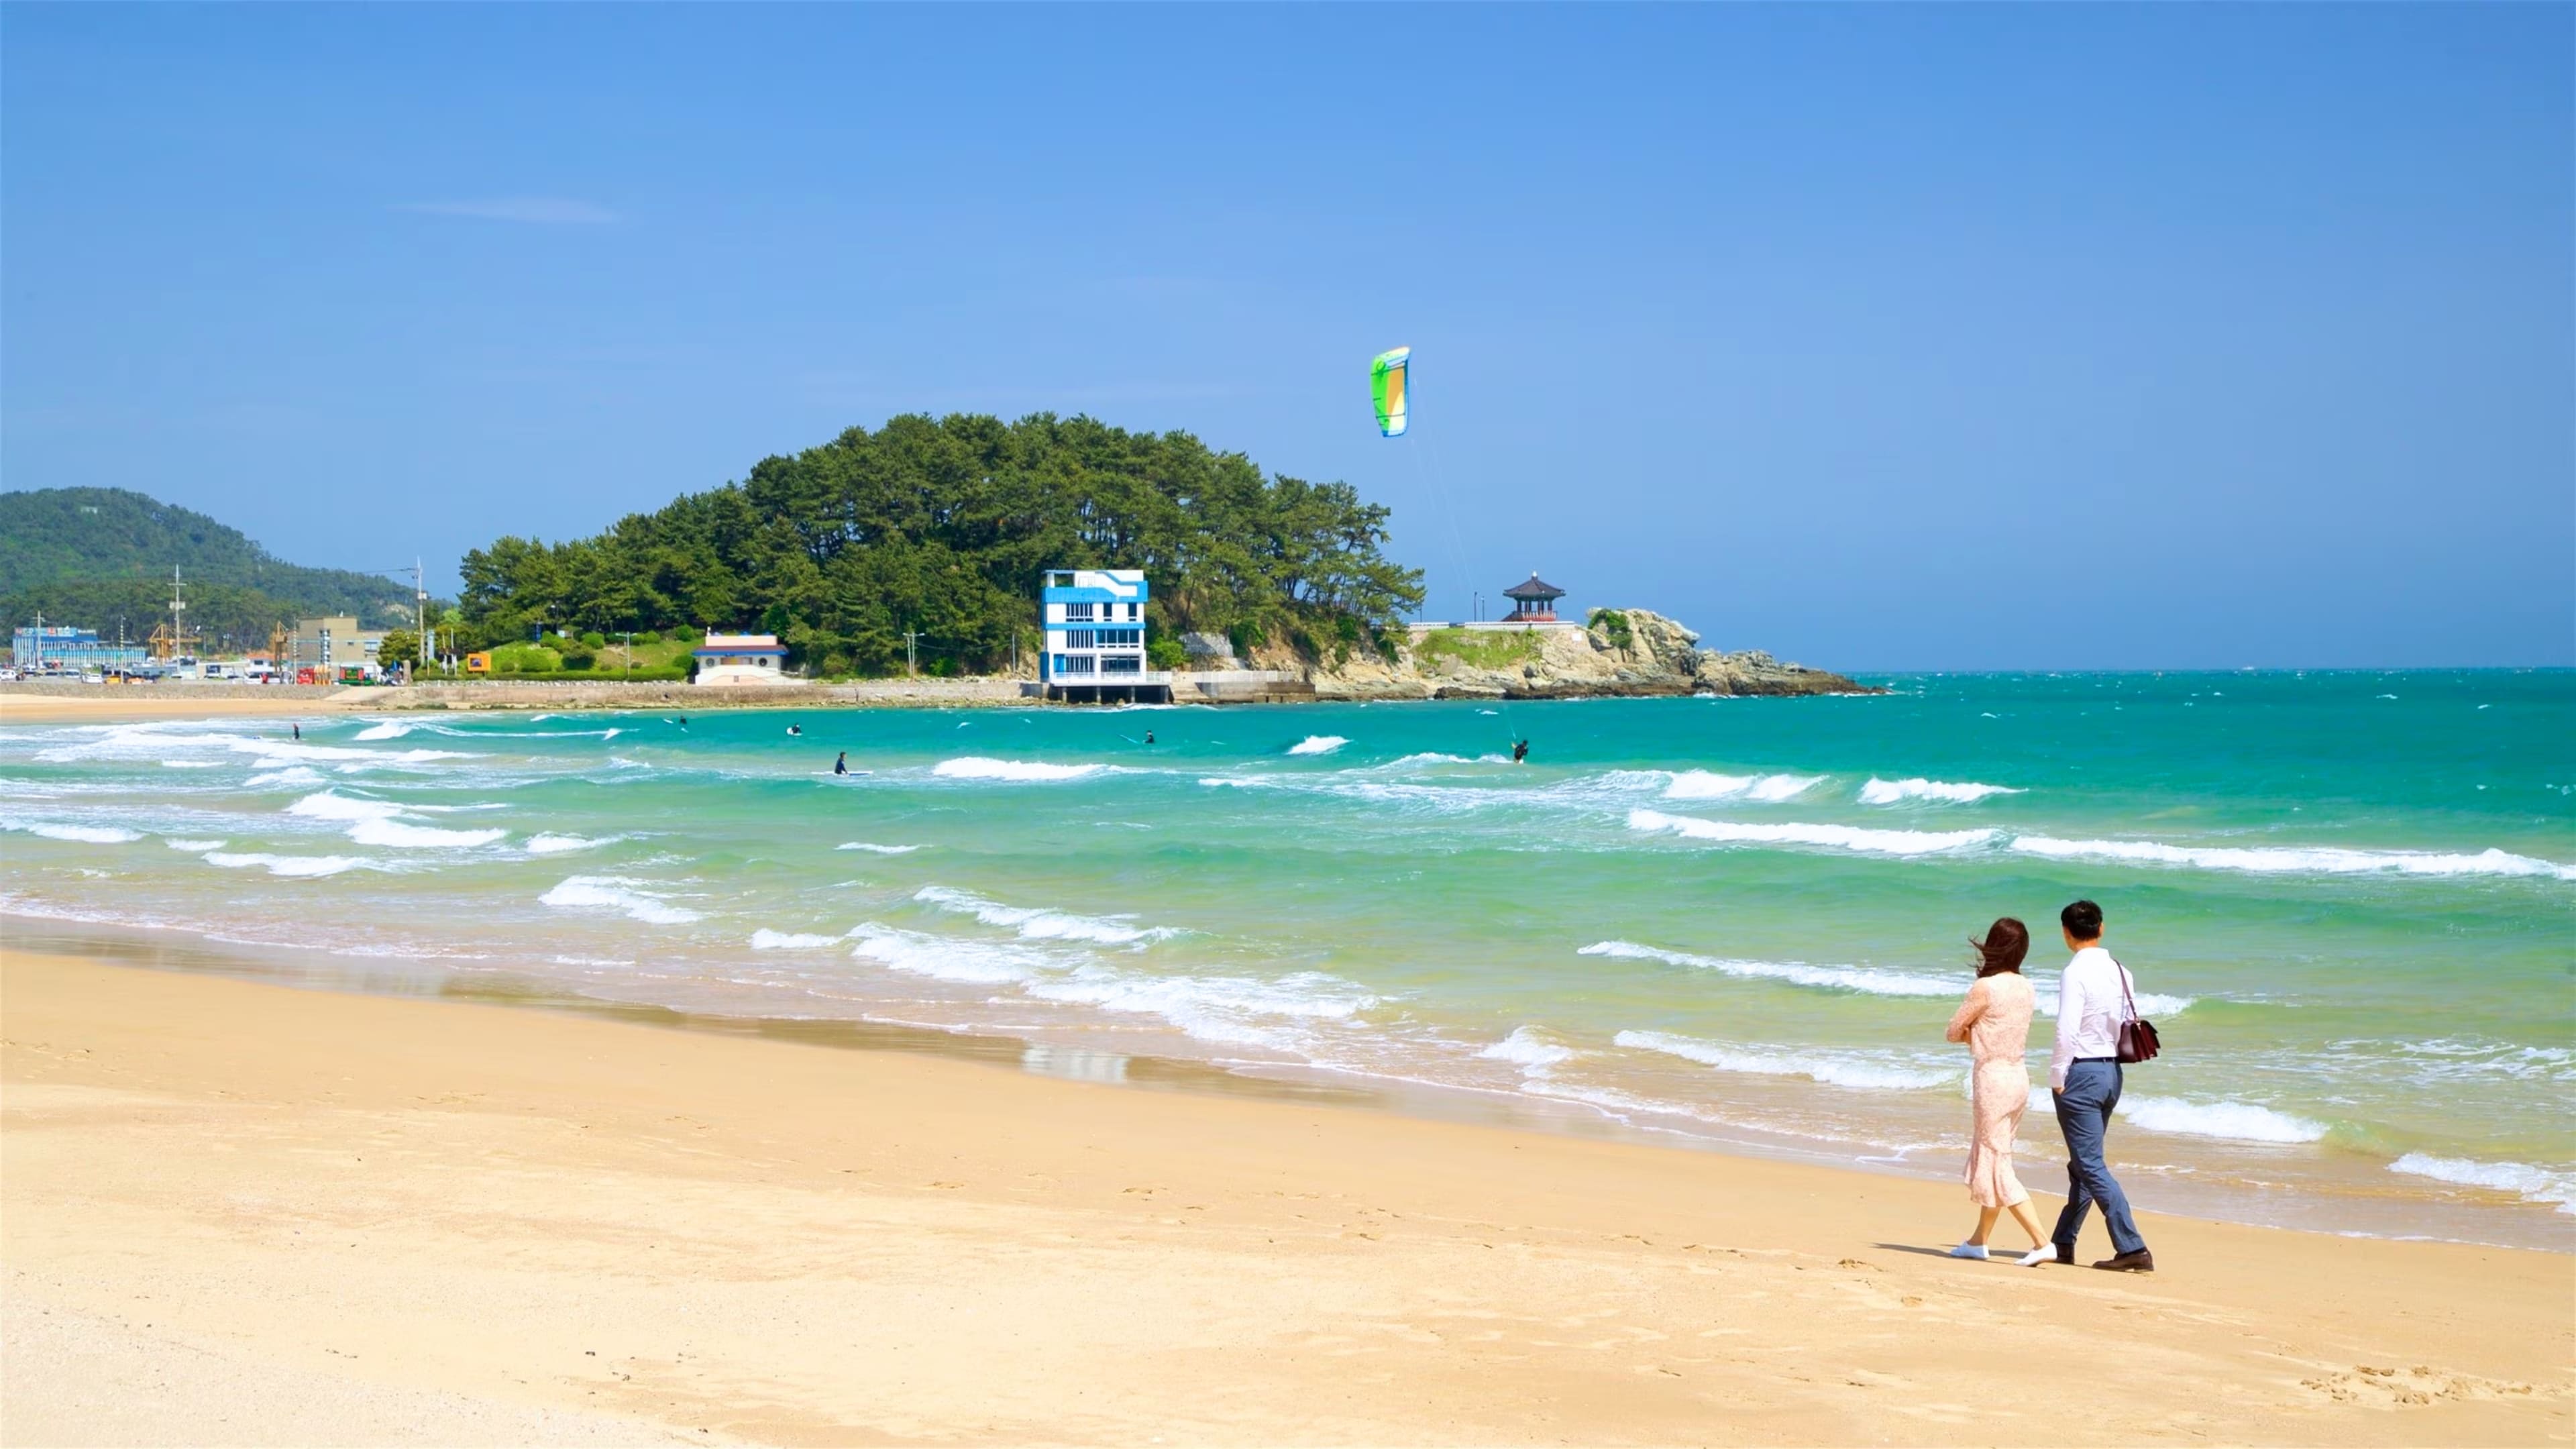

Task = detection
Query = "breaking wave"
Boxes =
[1628,808,1998,857]
[2390,1153,2575,1214]
[6,821,144,845]
[539,875,702,925]
[2116,1095,2326,1144]
[1287,735,1349,756]
[1663,771,1823,802]
[835,841,922,855]
[750,928,846,951]
[1615,1029,1958,1091]
[932,757,1106,782]
[347,818,508,849]
[527,833,614,854]
[2012,835,2576,881]
[915,885,1173,945]
[204,852,364,878]
[1479,1026,1576,1073]
[353,720,414,741]
[1859,777,2023,805]
[1579,939,1963,998]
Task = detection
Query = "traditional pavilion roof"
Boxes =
[1503,573,1566,600]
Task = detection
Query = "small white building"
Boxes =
[693,633,791,686]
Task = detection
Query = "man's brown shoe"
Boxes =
[2052,1243,2077,1265]
[2091,1248,2155,1273]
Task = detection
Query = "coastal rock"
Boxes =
[1303,608,1878,700]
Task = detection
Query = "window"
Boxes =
[1064,629,1097,649]
[1064,602,1097,623]
[1093,627,1140,647]
[1101,654,1141,674]
[1059,653,1096,675]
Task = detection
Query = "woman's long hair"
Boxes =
[1972,917,2030,977]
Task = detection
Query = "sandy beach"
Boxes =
[0,691,351,724]
[3,948,2566,1447]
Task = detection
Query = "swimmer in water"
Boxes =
[833,751,849,775]
[1512,739,1529,763]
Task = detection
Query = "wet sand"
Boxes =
[3,947,2568,1446]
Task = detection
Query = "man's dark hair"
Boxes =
[2061,899,2105,940]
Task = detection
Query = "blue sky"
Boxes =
[5,5,2568,669]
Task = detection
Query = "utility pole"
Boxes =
[623,631,632,676]
[903,630,920,677]
[415,559,428,682]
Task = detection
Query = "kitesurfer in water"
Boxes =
[834,751,849,775]
[1512,739,1529,763]
[1144,731,1156,745]
[788,723,802,736]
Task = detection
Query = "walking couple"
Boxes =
[1942,899,2156,1273]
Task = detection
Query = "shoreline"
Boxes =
[11,913,2566,1256]
[5,944,2567,1445]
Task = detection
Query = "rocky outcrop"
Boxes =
[1304,609,1877,701]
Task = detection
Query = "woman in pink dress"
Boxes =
[1945,918,2053,1265]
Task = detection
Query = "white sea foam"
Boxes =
[284,790,403,822]
[353,720,413,741]
[835,841,922,855]
[539,875,702,925]
[750,928,846,951]
[1615,1030,1959,1091]
[246,767,327,789]
[527,833,614,855]
[162,838,225,852]
[11,822,145,845]
[205,852,363,878]
[1197,776,1274,790]
[1287,735,1349,756]
[914,885,1171,945]
[1663,770,1823,802]
[1859,777,2023,805]
[1383,751,1513,768]
[1479,1026,1576,1073]
[2389,1153,2576,1214]
[2011,835,2576,881]
[932,756,1106,782]
[346,817,507,849]
[160,760,219,769]
[1024,965,1375,1049]
[1578,940,1963,998]
[1628,808,1998,857]
[848,923,1055,986]
[2116,1095,2326,1144]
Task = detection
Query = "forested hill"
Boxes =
[460,413,1425,677]
[0,488,423,650]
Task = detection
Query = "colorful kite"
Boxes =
[1371,347,1410,437]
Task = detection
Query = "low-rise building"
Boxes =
[1040,568,1167,702]
[694,633,791,686]
[290,616,389,676]
[10,626,148,673]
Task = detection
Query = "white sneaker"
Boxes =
[1949,1241,1990,1260]
[2017,1246,2054,1267]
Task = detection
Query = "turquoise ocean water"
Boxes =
[4,671,2569,1248]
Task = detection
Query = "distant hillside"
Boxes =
[0,488,426,651]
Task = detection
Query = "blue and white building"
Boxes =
[11,626,148,674]
[1040,568,1165,701]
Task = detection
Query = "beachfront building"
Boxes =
[694,632,792,686]
[10,625,149,674]
[1040,568,1168,703]
[1502,573,1566,623]
[290,616,390,679]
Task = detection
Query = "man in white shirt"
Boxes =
[2047,900,2154,1272]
